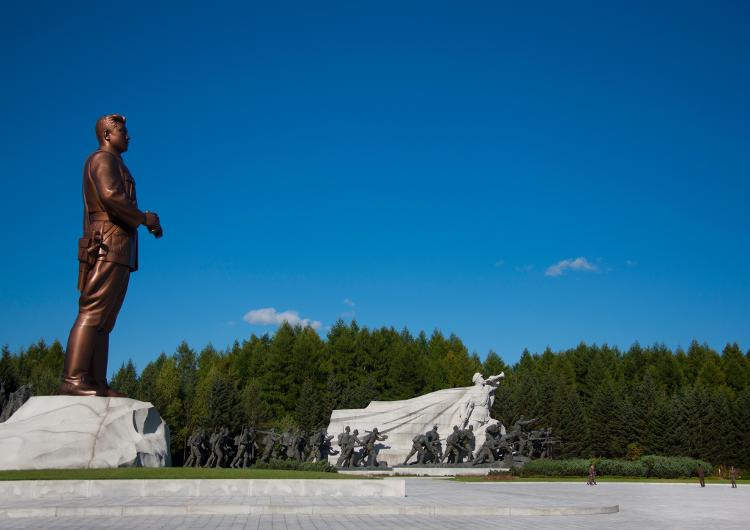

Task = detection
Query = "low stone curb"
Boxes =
[339,466,512,477]
[0,479,404,498]
[0,503,620,518]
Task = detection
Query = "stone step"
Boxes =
[0,502,620,518]
[0,479,404,499]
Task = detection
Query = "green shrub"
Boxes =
[254,459,337,473]
[517,456,711,478]
[597,459,647,477]
[516,459,590,477]
[641,455,712,478]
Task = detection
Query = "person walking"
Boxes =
[730,466,738,488]
[587,462,597,486]
[698,464,706,487]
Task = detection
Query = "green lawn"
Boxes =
[0,468,361,481]
[454,475,749,484]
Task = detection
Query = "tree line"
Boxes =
[2,321,749,467]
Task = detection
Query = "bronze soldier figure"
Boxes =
[358,427,388,467]
[259,429,280,463]
[441,426,462,464]
[403,434,428,465]
[184,429,207,468]
[61,115,162,397]
[458,425,475,462]
[424,425,442,463]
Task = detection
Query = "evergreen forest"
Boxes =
[2,320,749,468]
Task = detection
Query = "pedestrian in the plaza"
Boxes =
[587,462,597,486]
[698,464,705,487]
[730,466,738,488]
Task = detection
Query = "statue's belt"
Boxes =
[89,211,111,221]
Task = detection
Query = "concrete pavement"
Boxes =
[0,479,746,529]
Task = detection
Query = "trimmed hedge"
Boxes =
[254,459,338,473]
[516,455,711,478]
[640,455,712,478]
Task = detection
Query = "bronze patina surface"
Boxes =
[61,115,163,398]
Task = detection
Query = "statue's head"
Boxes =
[372,427,379,434]
[432,424,438,431]
[472,372,483,384]
[453,425,459,432]
[353,429,359,435]
[96,114,129,153]
[345,426,350,433]
[468,425,474,432]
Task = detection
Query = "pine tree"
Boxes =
[383,329,421,400]
[721,343,749,392]
[206,371,239,431]
[703,388,736,466]
[239,377,272,428]
[482,351,507,376]
[0,345,18,392]
[137,353,167,402]
[696,357,726,388]
[110,359,139,397]
[587,378,628,457]
[154,358,184,457]
[731,388,750,467]
[295,375,322,432]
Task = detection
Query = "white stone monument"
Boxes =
[327,372,504,466]
[0,396,170,470]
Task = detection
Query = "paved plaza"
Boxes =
[0,479,747,529]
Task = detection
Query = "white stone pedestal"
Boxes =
[0,396,170,470]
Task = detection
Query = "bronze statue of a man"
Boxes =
[60,115,163,397]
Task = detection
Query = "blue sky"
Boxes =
[1,1,748,374]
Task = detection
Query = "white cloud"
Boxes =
[343,298,356,307]
[545,257,598,277]
[626,260,637,267]
[494,260,505,268]
[243,307,322,330]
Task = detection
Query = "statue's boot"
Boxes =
[60,325,100,396]
[91,331,127,398]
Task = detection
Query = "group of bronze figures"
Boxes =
[183,426,337,468]
[473,417,560,465]
[404,416,560,467]
[183,417,559,469]
[404,425,475,465]
[472,416,560,465]
[334,427,389,468]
